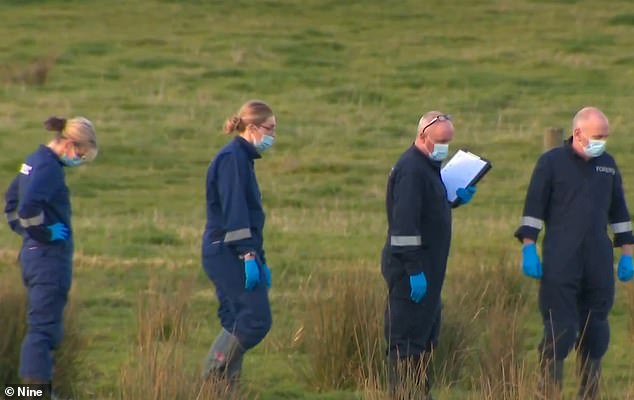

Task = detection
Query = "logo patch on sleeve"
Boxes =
[20,163,32,175]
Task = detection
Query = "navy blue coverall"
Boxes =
[515,138,634,361]
[382,145,452,359]
[4,145,73,382]
[202,136,271,350]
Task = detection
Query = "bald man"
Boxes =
[382,111,476,399]
[515,107,634,399]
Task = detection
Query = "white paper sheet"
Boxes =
[441,150,489,203]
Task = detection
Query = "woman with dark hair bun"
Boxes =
[3,116,98,395]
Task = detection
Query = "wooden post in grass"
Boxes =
[544,127,564,152]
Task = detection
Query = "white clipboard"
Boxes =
[441,149,492,205]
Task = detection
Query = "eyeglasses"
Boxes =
[421,114,452,135]
[72,143,88,160]
[258,124,276,134]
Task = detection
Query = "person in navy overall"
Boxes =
[201,100,275,392]
[515,107,634,399]
[382,111,477,399]
[4,116,98,394]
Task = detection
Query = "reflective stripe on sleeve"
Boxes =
[19,211,45,227]
[224,228,252,242]
[612,221,633,234]
[390,235,422,246]
[520,216,543,230]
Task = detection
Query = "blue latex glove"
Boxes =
[409,272,427,303]
[47,222,69,241]
[456,186,477,205]
[262,263,272,288]
[244,258,261,289]
[617,254,634,282]
[522,243,542,279]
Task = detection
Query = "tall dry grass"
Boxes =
[625,282,634,342]
[119,340,235,400]
[0,266,27,385]
[468,256,532,397]
[135,277,192,347]
[355,254,539,399]
[300,268,386,391]
[0,265,85,398]
[119,277,243,400]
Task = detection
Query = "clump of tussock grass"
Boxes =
[0,55,57,86]
[431,290,480,387]
[624,282,634,342]
[430,253,529,387]
[121,277,244,400]
[0,266,27,385]
[361,358,436,400]
[119,340,239,400]
[301,268,385,391]
[358,253,534,399]
[473,360,537,400]
[53,298,87,399]
[470,256,532,395]
[135,277,192,347]
[0,265,85,397]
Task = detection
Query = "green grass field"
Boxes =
[2,0,634,398]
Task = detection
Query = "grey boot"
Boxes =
[577,357,600,400]
[538,357,564,398]
[202,328,245,392]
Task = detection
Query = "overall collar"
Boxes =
[412,143,442,170]
[235,136,261,160]
[564,136,606,164]
[40,144,65,166]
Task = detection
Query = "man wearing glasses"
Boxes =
[515,106,634,399]
[382,111,476,399]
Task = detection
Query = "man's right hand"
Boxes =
[522,242,542,279]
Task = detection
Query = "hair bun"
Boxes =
[223,115,242,134]
[44,116,67,132]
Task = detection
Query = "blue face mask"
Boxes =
[430,143,449,161]
[254,135,275,153]
[61,154,84,167]
[584,139,606,158]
